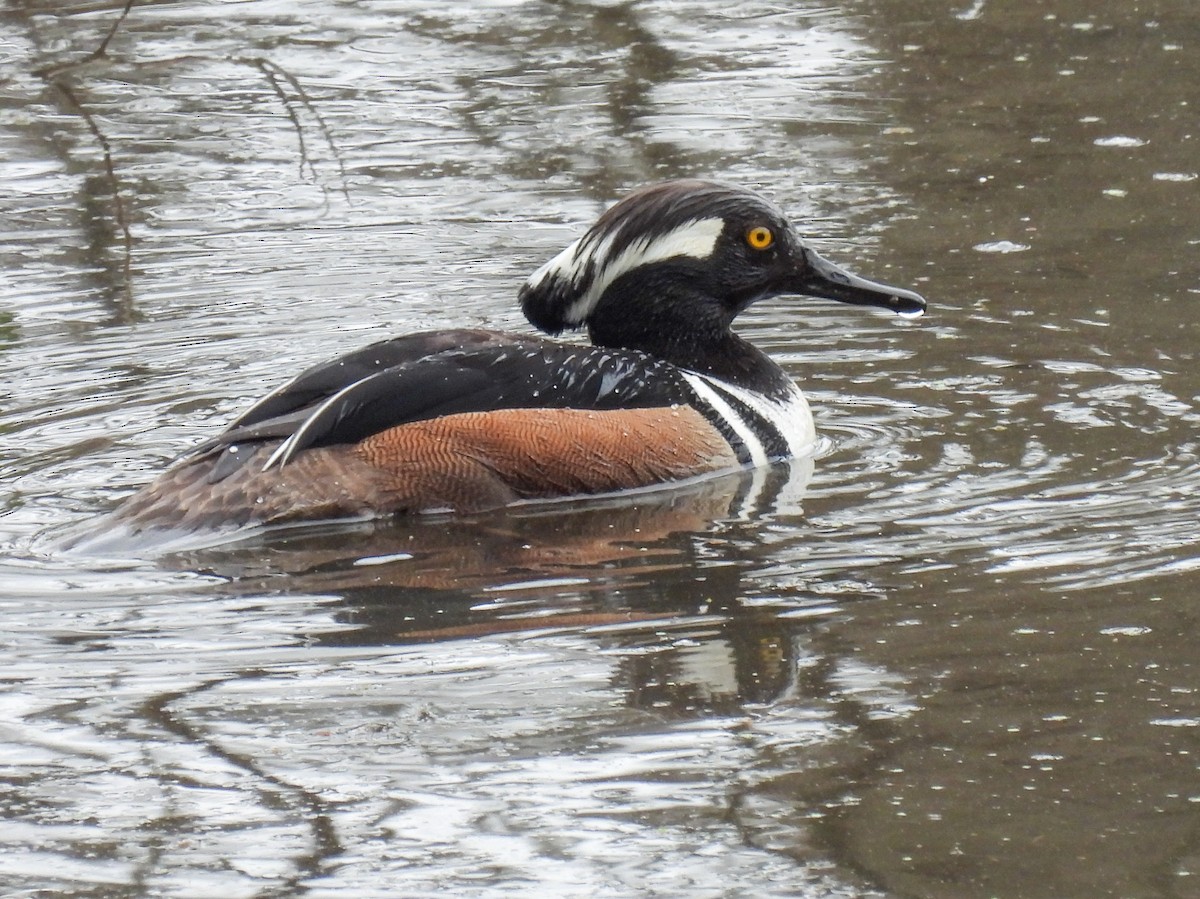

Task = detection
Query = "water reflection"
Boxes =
[4,0,1200,896]
[165,459,811,635]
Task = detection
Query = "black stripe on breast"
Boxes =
[679,383,756,466]
[697,408,755,466]
[703,381,791,460]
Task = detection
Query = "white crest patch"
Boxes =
[525,217,726,326]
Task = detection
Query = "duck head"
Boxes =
[519,179,926,348]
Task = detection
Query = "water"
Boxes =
[2,1,1199,896]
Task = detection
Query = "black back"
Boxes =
[191,330,695,474]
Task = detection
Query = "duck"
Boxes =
[93,179,926,539]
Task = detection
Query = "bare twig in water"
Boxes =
[34,0,138,78]
[250,57,352,204]
[95,0,137,57]
[53,79,135,310]
[140,682,344,894]
[255,60,317,183]
[31,0,141,317]
[31,0,350,301]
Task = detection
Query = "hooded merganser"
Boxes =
[93,180,926,538]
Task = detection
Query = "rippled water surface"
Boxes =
[2,1,1199,896]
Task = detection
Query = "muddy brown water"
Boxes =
[1,1,1198,896]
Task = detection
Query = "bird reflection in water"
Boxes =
[172,457,821,713]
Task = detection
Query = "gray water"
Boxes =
[2,1,1199,896]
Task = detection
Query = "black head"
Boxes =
[518,179,926,339]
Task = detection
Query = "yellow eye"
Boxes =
[746,226,774,250]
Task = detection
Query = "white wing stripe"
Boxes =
[260,377,365,471]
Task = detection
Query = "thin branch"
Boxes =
[33,0,137,78]
[250,57,352,203]
[253,60,316,184]
[53,79,134,304]
[30,0,349,300]
[95,0,137,58]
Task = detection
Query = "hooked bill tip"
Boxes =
[888,290,928,318]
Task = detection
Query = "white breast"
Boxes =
[681,372,815,466]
